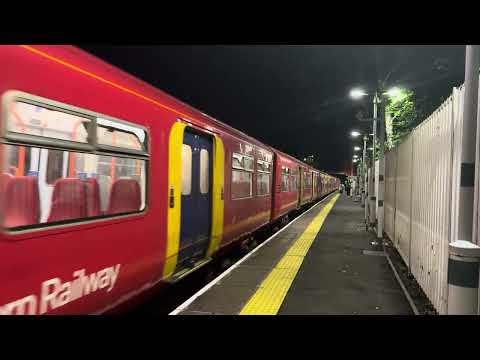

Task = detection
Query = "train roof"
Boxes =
[60,46,273,150]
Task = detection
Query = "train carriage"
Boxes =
[0,45,339,315]
[271,149,302,224]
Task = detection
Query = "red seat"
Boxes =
[107,179,141,215]
[48,178,87,222]
[0,173,13,195]
[3,176,40,228]
[84,178,101,217]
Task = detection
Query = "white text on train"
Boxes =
[0,264,121,315]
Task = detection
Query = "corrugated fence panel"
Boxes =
[394,136,413,265]
[382,85,464,314]
[410,94,455,315]
[385,148,397,240]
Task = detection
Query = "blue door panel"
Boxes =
[176,130,213,272]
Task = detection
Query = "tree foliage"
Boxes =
[385,89,426,149]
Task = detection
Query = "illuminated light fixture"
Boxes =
[351,131,361,137]
[384,87,408,103]
[353,159,359,163]
[350,88,368,100]
[368,147,374,150]
[354,146,361,151]
[384,87,401,97]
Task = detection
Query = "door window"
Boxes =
[182,144,192,195]
[199,149,209,194]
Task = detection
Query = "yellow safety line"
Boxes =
[239,193,340,315]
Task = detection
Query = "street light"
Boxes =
[349,85,406,238]
[384,86,402,97]
[349,88,368,100]
[349,86,405,237]
[350,87,405,99]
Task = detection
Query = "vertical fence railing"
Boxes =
[393,135,413,266]
[383,85,465,314]
[384,148,397,240]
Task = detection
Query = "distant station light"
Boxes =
[354,146,361,151]
[351,131,361,137]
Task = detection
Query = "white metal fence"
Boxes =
[382,85,465,314]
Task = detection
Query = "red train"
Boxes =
[0,45,340,315]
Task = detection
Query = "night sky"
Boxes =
[80,45,466,173]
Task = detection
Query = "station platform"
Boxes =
[170,192,414,315]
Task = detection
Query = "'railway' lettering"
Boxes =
[1,264,121,315]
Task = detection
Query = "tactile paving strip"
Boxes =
[239,194,340,315]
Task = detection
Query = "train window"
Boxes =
[1,143,147,230]
[281,167,290,192]
[1,93,150,231]
[257,173,270,196]
[232,170,252,199]
[232,153,244,169]
[7,145,19,172]
[231,152,254,199]
[282,177,289,192]
[97,118,146,152]
[199,149,209,194]
[232,153,254,172]
[244,156,254,171]
[304,171,312,188]
[257,160,271,173]
[46,149,66,185]
[7,101,90,143]
[181,145,192,196]
[3,144,35,177]
[256,159,271,197]
[290,175,297,192]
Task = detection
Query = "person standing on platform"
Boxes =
[344,180,351,197]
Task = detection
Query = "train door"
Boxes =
[312,173,317,200]
[176,129,213,271]
[318,174,322,197]
[298,166,303,206]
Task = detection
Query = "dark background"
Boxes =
[80,45,466,173]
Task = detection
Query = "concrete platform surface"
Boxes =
[172,193,413,315]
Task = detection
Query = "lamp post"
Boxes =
[351,130,371,225]
[350,86,404,238]
[352,158,359,196]
[362,135,368,210]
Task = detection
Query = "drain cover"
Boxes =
[362,250,386,257]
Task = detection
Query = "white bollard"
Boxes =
[447,240,480,315]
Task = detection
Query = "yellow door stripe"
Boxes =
[163,122,187,277]
[239,193,340,315]
[207,134,225,257]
